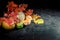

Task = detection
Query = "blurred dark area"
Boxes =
[0,0,60,17]
[0,0,60,40]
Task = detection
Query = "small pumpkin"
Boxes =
[34,18,44,24]
[16,21,24,29]
[2,17,15,29]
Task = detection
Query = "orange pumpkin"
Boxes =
[24,16,32,25]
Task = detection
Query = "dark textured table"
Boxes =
[0,9,60,40]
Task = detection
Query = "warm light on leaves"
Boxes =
[0,1,44,30]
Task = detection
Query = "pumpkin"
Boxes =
[2,17,15,29]
[34,19,44,24]
[16,21,24,29]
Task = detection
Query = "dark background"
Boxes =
[0,0,60,11]
[0,0,60,17]
[0,0,60,40]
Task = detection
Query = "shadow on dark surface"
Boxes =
[0,9,60,40]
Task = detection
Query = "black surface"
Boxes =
[0,0,60,40]
[0,9,60,40]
